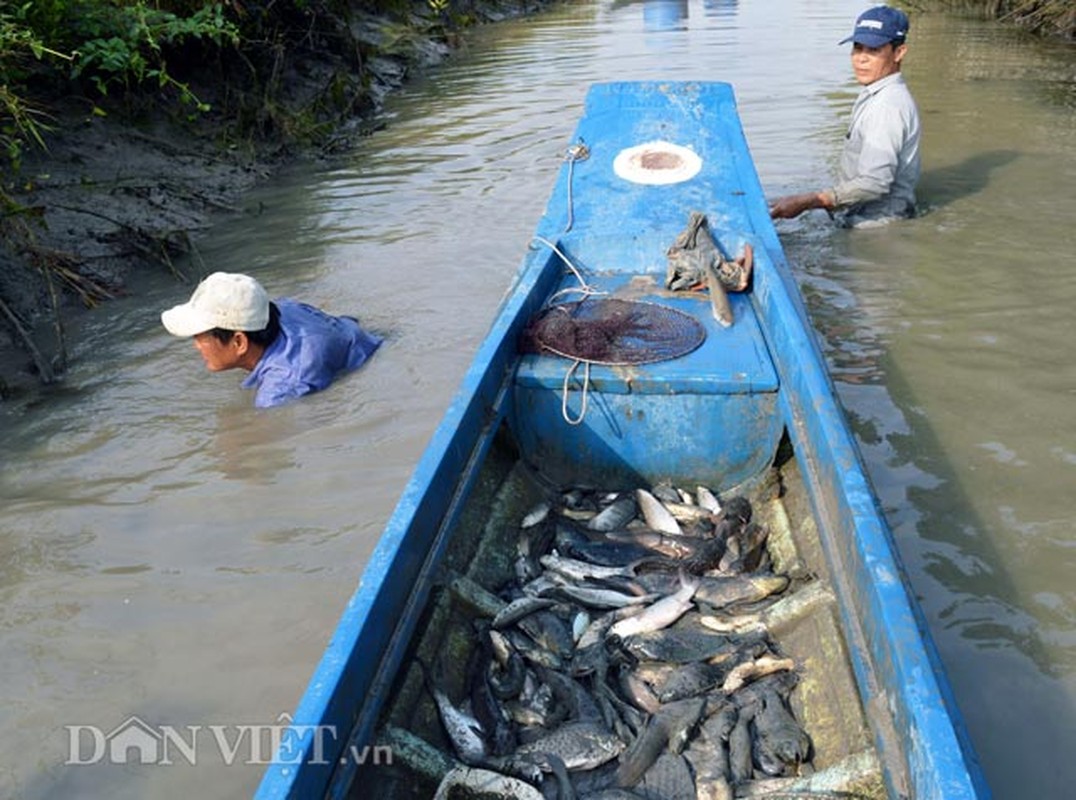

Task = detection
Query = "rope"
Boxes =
[560,359,590,425]
[563,139,590,233]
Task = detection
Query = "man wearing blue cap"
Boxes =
[769,5,921,227]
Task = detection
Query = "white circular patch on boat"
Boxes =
[613,141,702,185]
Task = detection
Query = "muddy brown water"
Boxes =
[2,2,1074,798]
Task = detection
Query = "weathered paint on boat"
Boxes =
[256,82,989,799]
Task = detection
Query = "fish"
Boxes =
[616,627,764,664]
[587,495,638,532]
[635,488,683,535]
[514,720,626,771]
[617,663,663,715]
[564,538,657,567]
[727,701,756,783]
[614,697,707,787]
[418,659,488,766]
[608,573,699,639]
[693,574,790,609]
[636,752,696,800]
[517,609,575,660]
[521,499,553,528]
[752,688,812,774]
[468,634,517,757]
[492,595,559,629]
[653,660,726,703]
[696,485,722,514]
[704,259,734,327]
[722,654,796,694]
[546,582,659,610]
[541,553,638,583]
[604,529,706,560]
[535,665,603,723]
[433,765,546,800]
[664,211,722,292]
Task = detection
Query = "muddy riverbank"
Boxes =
[0,0,553,400]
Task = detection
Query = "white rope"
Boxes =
[560,359,591,426]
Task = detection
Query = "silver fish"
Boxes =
[540,553,638,583]
[636,488,683,535]
[421,666,487,765]
[433,766,545,800]
[521,500,552,528]
[696,485,722,514]
[547,582,658,610]
[587,495,638,531]
[609,573,699,638]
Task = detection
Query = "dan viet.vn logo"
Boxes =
[64,713,393,766]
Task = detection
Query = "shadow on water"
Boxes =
[847,345,1076,797]
[916,149,1019,212]
[784,217,1076,796]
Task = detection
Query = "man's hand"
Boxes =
[769,191,835,220]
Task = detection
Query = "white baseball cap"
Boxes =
[161,272,270,337]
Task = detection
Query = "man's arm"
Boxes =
[769,189,837,220]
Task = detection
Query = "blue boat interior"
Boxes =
[255,82,990,800]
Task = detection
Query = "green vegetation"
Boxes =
[0,0,521,392]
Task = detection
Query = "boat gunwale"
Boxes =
[254,80,989,800]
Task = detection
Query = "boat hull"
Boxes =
[256,82,989,800]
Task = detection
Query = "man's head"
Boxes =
[841,5,909,86]
[162,272,277,372]
[840,5,909,49]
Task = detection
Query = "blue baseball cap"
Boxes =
[840,5,909,47]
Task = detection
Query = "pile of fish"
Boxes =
[424,481,815,800]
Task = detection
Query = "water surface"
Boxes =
[2,1,1074,797]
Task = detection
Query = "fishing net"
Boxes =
[523,297,705,366]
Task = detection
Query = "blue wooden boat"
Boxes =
[256,82,989,799]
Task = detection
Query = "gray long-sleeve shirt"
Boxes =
[830,72,921,223]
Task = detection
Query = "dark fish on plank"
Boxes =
[616,627,766,664]
[515,720,626,771]
[518,609,576,660]
[693,574,790,609]
[683,704,735,800]
[565,538,657,567]
[727,700,756,784]
[653,660,726,703]
[614,697,707,787]
[635,752,696,800]
[536,665,603,724]
[487,631,526,699]
[752,688,813,775]
[469,625,517,756]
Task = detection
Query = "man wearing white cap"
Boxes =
[769,5,921,227]
[161,272,382,408]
